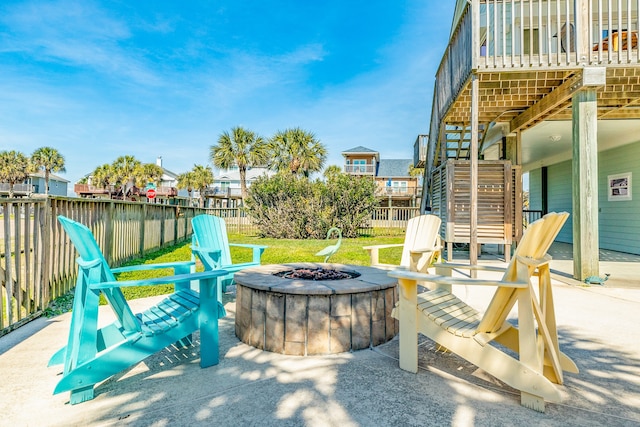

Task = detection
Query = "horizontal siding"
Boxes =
[546,161,573,244]
[598,141,640,255]
[528,169,542,211]
[544,142,640,255]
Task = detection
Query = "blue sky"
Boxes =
[0,0,455,188]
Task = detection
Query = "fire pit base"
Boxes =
[234,263,398,356]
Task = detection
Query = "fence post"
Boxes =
[40,198,51,306]
[173,206,179,245]
[160,206,165,247]
[139,203,147,257]
[104,201,114,264]
[3,203,14,325]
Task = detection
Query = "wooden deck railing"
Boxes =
[476,0,640,69]
[74,184,178,197]
[430,0,640,144]
[0,183,34,196]
[344,165,376,174]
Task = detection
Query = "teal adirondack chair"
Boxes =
[48,216,228,404]
[191,214,267,301]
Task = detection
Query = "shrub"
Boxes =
[324,173,378,237]
[245,173,377,239]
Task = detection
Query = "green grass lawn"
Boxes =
[46,233,405,314]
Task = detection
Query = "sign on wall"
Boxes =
[608,172,632,201]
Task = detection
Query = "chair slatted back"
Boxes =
[57,216,139,333]
[400,214,442,270]
[477,212,569,333]
[192,215,232,267]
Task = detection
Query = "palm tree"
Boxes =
[210,126,269,202]
[177,171,197,204]
[190,164,214,208]
[91,164,116,198]
[30,146,66,195]
[269,127,327,177]
[111,155,141,198]
[135,163,164,188]
[0,150,31,198]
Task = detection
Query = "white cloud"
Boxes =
[0,0,163,85]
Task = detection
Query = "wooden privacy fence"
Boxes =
[0,199,422,335]
[0,197,207,336]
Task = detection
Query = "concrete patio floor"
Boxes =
[2,246,640,426]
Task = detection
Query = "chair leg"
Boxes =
[397,278,418,373]
[199,276,221,368]
[69,385,95,405]
[521,392,545,413]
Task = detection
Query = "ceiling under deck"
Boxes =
[446,67,640,125]
[436,66,640,165]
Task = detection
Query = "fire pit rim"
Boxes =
[234,263,395,295]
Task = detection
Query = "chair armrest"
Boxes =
[91,270,228,289]
[409,246,437,254]
[388,269,528,288]
[229,243,268,250]
[363,244,404,266]
[111,261,196,275]
[433,262,508,274]
[362,244,404,250]
[228,243,267,264]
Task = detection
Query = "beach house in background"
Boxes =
[0,172,69,198]
[74,157,188,205]
[342,146,421,207]
[205,166,274,208]
[421,0,640,280]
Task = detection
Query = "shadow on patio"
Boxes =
[2,277,640,426]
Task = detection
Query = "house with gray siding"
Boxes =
[29,172,69,196]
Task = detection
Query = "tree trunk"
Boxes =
[239,167,248,204]
[45,170,50,195]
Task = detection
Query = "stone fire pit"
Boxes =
[234,263,398,356]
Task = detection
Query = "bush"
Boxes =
[324,173,378,237]
[245,173,377,239]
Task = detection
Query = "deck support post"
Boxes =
[470,73,479,276]
[505,132,520,166]
[572,88,600,281]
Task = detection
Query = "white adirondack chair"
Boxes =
[389,212,578,412]
[364,214,442,273]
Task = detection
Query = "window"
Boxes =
[354,160,366,173]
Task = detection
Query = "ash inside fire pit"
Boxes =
[274,267,361,281]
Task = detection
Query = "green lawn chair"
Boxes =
[48,216,228,404]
